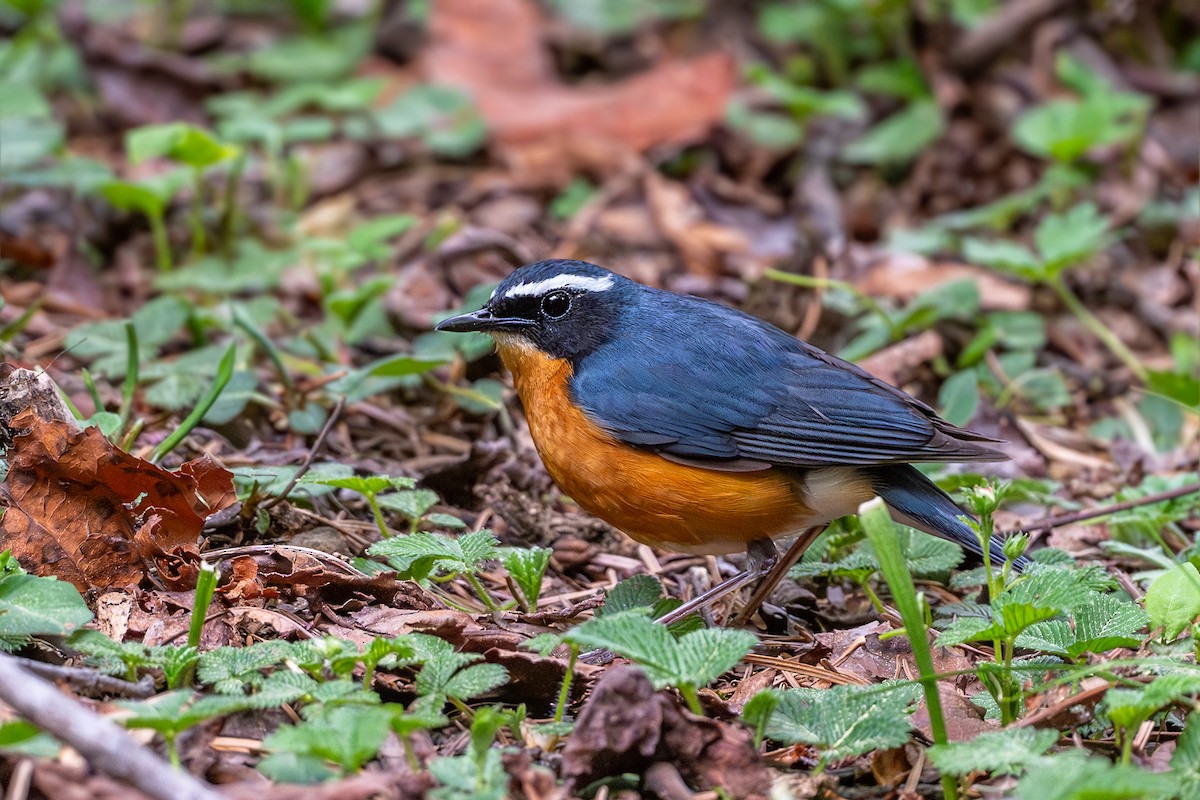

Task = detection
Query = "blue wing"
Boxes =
[571,291,1003,470]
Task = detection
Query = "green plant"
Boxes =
[1012,54,1149,165]
[150,342,237,463]
[369,528,504,611]
[1145,562,1200,641]
[117,690,252,768]
[499,546,552,612]
[259,704,393,781]
[0,550,93,651]
[927,726,1058,778]
[427,705,514,800]
[300,474,417,538]
[562,611,756,714]
[742,680,921,769]
[70,631,199,690]
[859,497,955,800]
[965,203,1144,383]
[125,123,241,258]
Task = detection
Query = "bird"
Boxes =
[436,258,1028,599]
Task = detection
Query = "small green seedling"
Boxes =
[426,705,513,800]
[126,122,241,257]
[259,704,393,782]
[118,690,252,768]
[500,546,552,612]
[369,529,504,611]
[300,474,417,538]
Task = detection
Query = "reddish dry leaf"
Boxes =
[0,411,234,593]
[423,0,734,178]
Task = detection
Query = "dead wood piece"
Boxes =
[0,652,223,800]
[16,657,156,699]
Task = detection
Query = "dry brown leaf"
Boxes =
[423,0,734,183]
[859,258,1033,311]
[0,410,235,593]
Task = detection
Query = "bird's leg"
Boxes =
[729,525,826,626]
[580,533,823,665]
[654,538,780,627]
[580,540,781,665]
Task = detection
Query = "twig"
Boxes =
[0,653,223,800]
[1009,482,1200,535]
[261,396,346,511]
[15,658,156,699]
[948,0,1073,73]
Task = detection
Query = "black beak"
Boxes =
[435,307,532,334]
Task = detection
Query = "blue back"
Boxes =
[566,276,1002,468]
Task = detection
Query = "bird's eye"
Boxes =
[540,291,571,319]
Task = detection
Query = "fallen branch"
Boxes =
[0,652,223,800]
[15,657,156,699]
[1012,481,1200,534]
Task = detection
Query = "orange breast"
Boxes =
[496,337,820,554]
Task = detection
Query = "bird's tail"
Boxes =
[864,464,1031,571]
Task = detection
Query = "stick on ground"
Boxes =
[0,652,224,800]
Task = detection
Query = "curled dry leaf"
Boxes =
[0,410,235,593]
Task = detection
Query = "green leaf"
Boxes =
[963,237,1043,280]
[0,82,51,118]
[725,101,804,150]
[842,100,944,165]
[545,0,704,35]
[369,530,499,580]
[0,115,63,172]
[936,615,999,648]
[442,663,509,702]
[600,574,668,616]
[264,705,392,773]
[231,462,352,502]
[256,752,336,784]
[564,612,681,688]
[119,691,252,736]
[198,641,294,694]
[377,489,440,521]
[1145,562,1200,640]
[927,726,1058,777]
[891,526,964,578]
[300,474,415,496]
[428,748,507,800]
[1034,202,1111,273]
[672,627,758,688]
[1172,712,1200,799]
[1013,95,1147,163]
[0,566,93,650]
[756,682,922,762]
[500,547,552,611]
[1099,672,1200,733]
[1066,593,1147,658]
[938,368,980,427]
[1015,750,1174,800]
[374,85,486,158]
[127,123,239,169]
[0,720,59,758]
[244,25,373,84]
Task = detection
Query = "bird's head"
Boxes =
[435,259,633,361]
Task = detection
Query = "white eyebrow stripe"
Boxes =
[502,274,614,298]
